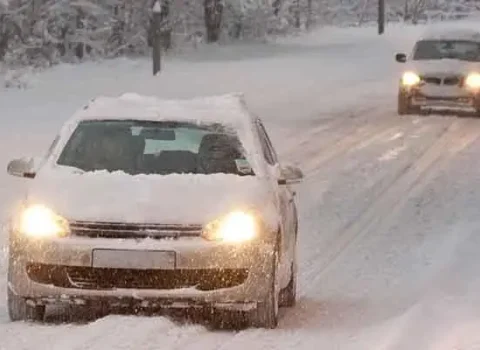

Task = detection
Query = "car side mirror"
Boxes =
[395,53,407,63]
[278,164,304,185]
[7,157,39,179]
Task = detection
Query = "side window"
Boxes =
[256,121,277,166]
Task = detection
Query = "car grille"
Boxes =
[27,263,249,291]
[70,221,203,240]
[420,75,463,86]
[422,76,442,85]
[443,76,461,86]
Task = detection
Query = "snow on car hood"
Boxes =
[409,59,480,75]
[26,167,279,228]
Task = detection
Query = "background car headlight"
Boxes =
[402,71,421,86]
[465,73,480,89]
[18,204,69,238]
[202,211,258,243]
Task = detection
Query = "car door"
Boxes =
[255,120,296,278]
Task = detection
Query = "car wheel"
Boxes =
[279,258,297,308]
[7,288,45,322]
[279,225,298,308]
[398,89,416,115]
[210,309,247,330]
[249,248,280,329]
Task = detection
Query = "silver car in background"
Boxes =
[396,28,480,115]
[6,93,303,329]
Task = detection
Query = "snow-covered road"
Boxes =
[2,22,480,349]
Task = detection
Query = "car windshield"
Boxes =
[413,40,480,61]
[57,120,254,176]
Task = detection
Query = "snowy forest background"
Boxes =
[0,0,479,67]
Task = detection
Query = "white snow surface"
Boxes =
[3,19,480,349]
[74,92,250,126]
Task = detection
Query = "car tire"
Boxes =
[7,288,45,322]
[210,309,246,330]
[398,90,417,115]
[279,259,297,308]
[279,225,298,308]
[249,248,280,329]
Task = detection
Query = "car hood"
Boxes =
[409,59,480,75]
[27,167,279,228]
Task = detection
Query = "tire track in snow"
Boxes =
[302,120,408,176]
[278,105,389,161]
[287,114,447,285]
[295,117,449,282]
[300,118,480,293]
[284,108,414,176]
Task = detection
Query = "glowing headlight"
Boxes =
[202,211,258,243]
[402,71,421,86]
[465,73,480,89]
[18,204,69,238]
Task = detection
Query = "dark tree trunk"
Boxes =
[306,0,313,29]
[57,26,68,56]
[204,0,224,43]
[75,9,85,59]
[403,0,409,21]
[112,4,126,54]
[273,0,281,16]
[0,15,9,60]
[294,0,301,28]
[0,33,9,61]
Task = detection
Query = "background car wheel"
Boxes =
[7,288,45,322]
[249,249,280,329]
[397,90,417,115]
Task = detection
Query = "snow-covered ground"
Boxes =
[3,21,480,349]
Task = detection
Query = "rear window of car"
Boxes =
[57,120,255,176]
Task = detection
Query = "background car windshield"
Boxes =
[413,40,480,61]
[57,120,254,176]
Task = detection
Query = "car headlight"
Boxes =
[465,73,480,89]
[402,71,421,86]
[202,210,258,243]
[17,204,70,238]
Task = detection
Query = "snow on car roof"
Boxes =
[72,92,255,128]
[419,28,480,42]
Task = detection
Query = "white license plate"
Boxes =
[92,249,176,269]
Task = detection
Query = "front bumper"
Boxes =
[402,84,480,111]
[411,93,478,110]
[8,234,275,310]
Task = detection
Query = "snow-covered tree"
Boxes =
[1,0,479,66]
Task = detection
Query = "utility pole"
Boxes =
[152,0,162,76]
[378,0,385,35]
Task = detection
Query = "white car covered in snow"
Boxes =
[396,28,480,115]
[6,93,303,328]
